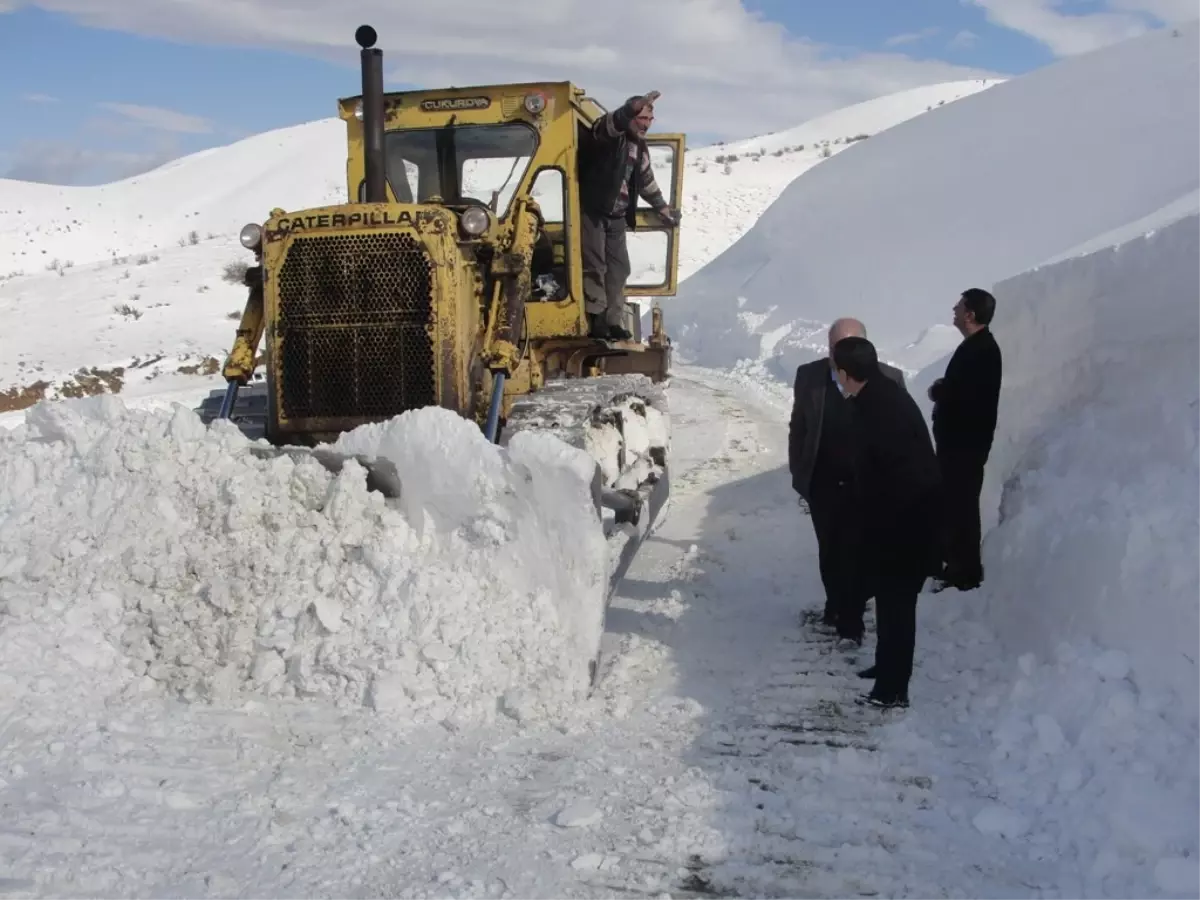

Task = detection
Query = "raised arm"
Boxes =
[592,91,659,142]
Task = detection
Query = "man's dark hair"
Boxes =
[832,336,880,382]
[961,288,996,326]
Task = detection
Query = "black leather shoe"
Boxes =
[608,325,633,341]
[588,314,610,339]
[856,691,909,709]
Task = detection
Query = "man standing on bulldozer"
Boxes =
[579,90,680,340]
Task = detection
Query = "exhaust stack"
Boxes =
[356,24,387,203]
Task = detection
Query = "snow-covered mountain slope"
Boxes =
[1041,187,1200,265]
[691,80,999,162]
[0,237,260,418]
[666,21,1199,378]
[0,79,990,417]
[0,120,348,277]
[672,79,999,280]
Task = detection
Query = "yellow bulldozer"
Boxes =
[195,25,684,645]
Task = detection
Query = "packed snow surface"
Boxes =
[0,397,607,726]
[668,21,1199,375]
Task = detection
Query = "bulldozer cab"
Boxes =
[336,83,686,336]
[352,118,537,211]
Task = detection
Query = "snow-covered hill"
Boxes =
[0,120,348,277]
[667,21,1199,379]
[0,79,994,417]
[674,79,999,280]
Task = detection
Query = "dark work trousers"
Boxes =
[581,211,631,328]
[871,570,926,700]
[937,449,987,585]
[808,480,866,640]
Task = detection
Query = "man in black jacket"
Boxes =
[788,317,906,645]
[928,288,1003,591]
[578,91,679,340]
[832,336,941,708]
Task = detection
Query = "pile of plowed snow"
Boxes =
[0,397,607,727]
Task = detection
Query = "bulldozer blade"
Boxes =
[605,466,669,605]
[246,445,403,498]
[588,466,671,690]
[600,487,644,526]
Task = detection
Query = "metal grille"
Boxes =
[277,232,436,420]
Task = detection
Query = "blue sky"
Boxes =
[0,0,1190,185]
[743,0,1054,70]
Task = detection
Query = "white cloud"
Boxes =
[95,102,213,134]
[16,0,1005,141]
[965,0,1196,56]
[1,96,209,183]
[884,27,942,47]
[1109,0,1200,22]
[3,139,177,184]
[948,29,980,49]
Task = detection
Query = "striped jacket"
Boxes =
[578,97,668,227]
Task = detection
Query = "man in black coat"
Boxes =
[577,91,680,341]
[832,336,941,708]
[928,288,1003,591]
[788,317,907,645]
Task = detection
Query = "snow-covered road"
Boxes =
[2,370,1047,898]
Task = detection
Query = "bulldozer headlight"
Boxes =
[353,100,364,121]
[523,92,546,115]
[460,206,490,236]
[239,223,262,250]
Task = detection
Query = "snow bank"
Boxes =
[909,212,1199,896]
[0,397,607,727]
[669,21,1199,371]
[946,211,1199,709]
